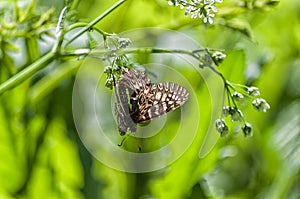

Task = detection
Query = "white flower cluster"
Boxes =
[215,85,270,137]
[168,0,223,24]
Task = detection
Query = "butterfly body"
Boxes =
[114,69,189,135]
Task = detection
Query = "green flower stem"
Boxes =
[0,0,127,94]
[226,82,255,99]
[66,23,113,39]
[126,48,196,56]
[65,0,127,47]
[225,84,232,107]
[126,49,226,80]
[1,45,199,95]
[224,81,246,123]
[0,51,55,95]
[206,64,227,84]
[63,47,226,80]
[25,37,40,64]
[70,0,80,10]
[64,47,199,59]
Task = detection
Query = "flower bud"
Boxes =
[247,87,260,97]
[232,91,244,102]
[222,106,230,117]
[104,66,112,74]
[242,123,253,137]
[252,98,270,112]
[229,107,243,121]
[216,118,229,137]
[211,51,226,65]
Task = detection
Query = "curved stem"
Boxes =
[206,65,227,84]
[66,22,90,32]
[66,23,113,38]
[225,83,232,107]
[70,0,80,10]
[0,51,55,95]
[64,0,127,47]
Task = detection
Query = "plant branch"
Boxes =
[66,23,114,39]
[62,47,226,81]
[63,47,200,59]
[0,0,126,95]
[0,51,55,95]
[64,0,127,47]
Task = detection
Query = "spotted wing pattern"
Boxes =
[114,69,189,135]
[131,82,189,123]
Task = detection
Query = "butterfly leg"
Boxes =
[118,135,127,147]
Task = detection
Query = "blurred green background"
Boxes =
[0,0,300,198]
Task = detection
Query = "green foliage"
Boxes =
[1,0,299,199]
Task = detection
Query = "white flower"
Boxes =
[168,1,174,6]
[216,118,228,137]
[169,0,223,24]
[242,123,253,137]
[210,5,218,12]
[185,5,193,15]
[203,13,215,24]
[191,13,198,18]
[252,98,270,112]
[232,91,244,102]
[229,107,243,121]
[204,0,213,4]
[222,106,230,116]
[247,87,260,96]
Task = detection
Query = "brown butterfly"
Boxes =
[114,68,189,136]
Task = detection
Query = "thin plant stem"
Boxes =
[66,23,113,39]
[0,51,55,95]
[70,0,80,10]
[63,47,199,59]
[0,0,127,95]
[65,0,127,47]
[63,47,226,81]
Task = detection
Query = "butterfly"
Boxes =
[114,68,189,136]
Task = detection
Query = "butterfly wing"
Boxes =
[133,82,189,123]
[114,82,137,135]
[114,69,151,135]
[118,68,150,93]
[114,69,189,134]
